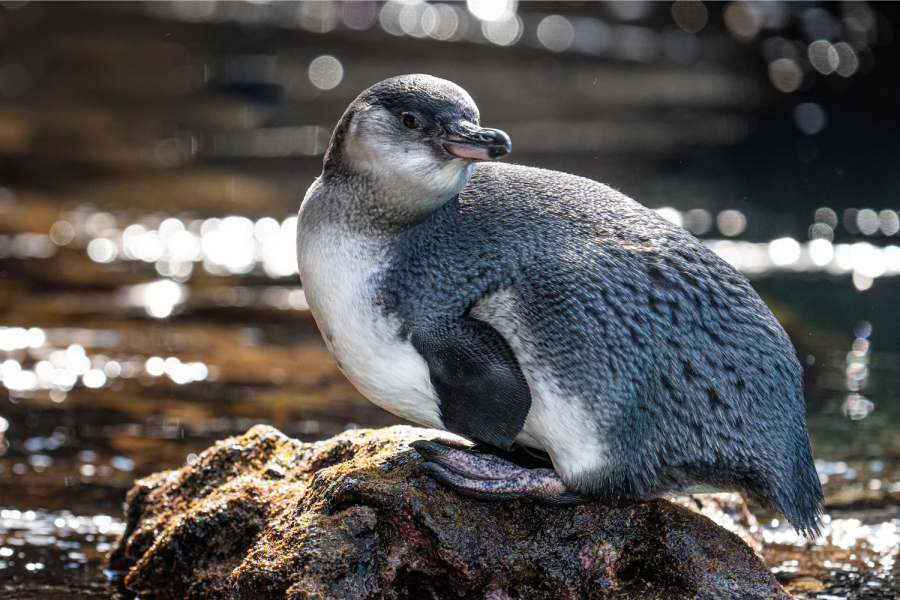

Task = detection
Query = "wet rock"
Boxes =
[109,425,790,599]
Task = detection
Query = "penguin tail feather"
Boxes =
[775,447,825,539]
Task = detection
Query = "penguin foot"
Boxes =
[410,439,588,506]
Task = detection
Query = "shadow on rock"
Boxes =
[109,425,789,599]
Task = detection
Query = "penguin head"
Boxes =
[325,74,511,217]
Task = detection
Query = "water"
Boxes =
[0,2,898,598]
[0,509,125,599]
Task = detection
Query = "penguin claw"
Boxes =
[411,440,521,480]
[426,437,474,451]
[420,461,586,506]
[412,439,589,506]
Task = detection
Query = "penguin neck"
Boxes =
[319,161,470,235]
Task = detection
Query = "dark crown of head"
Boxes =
[356,75,479,124]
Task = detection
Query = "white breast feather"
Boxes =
[298,224,444,430]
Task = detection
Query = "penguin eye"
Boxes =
[400,113,422,130]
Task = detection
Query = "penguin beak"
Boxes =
[440,121,511,161]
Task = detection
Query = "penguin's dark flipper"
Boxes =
[410,317,531,451]
[411,439,588,506]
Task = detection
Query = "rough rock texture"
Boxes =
[109,425,790,599]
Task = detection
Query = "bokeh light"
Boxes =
[833,42,859,77]
[379,1,406,36]
[800,8,836,42]
[654,207,683,227]
[843,393,873,419]
[400,2,429,37]
[604,1,653,22]
[295,1,339,33]
[809,239,834,266]
[768,58,802,93]
[423,4,464,41]
[769,237,801,266]
[723,2,760,43]
[717,210,747,237]
[83,369,107,389]
[341,0,378,31]
[86,238,117,264]
[879,210,900,236]
[794,102,828,135]
[466,0,516,23]
[308,56,343,90]
[808,40,839,75]
[49,221,75,246]
[570,17,612,55]
[685,209,712,235]
[809,223,834,242]
[856,209,880,236]
[815,207,839,228]
[537,15,575,53]
[134,281,186,319]
[482,13,522,46]
[671,1,707,34]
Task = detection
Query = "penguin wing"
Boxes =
[410,316,531,450]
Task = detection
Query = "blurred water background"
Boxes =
[0,1,898,598]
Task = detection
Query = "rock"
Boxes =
[109,425,790,599]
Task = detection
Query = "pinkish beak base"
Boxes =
[441,140,498,160]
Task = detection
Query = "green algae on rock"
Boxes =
[109,425,790,599]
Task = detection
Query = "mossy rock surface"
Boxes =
[109,425,790,599]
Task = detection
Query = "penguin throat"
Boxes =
[334,156,473,232]
[331,166,465,233]
[371,160,472,216]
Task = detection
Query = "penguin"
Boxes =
[297,74,824,537]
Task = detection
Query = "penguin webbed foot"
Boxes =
[411,439,588,506]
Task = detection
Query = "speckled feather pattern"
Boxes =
[377,161,823,535]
